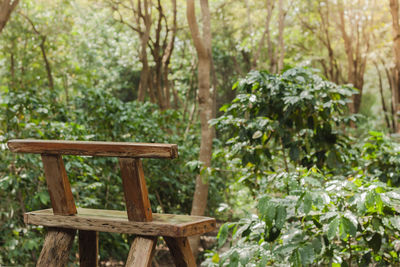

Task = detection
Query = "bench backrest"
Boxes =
[7,139,178,158]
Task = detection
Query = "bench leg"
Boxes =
[79,230,98,267]
[163,236,196,267]
[36,227,76,267]
[125,236,157,267]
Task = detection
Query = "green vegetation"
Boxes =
[204,70,400,266]
[1,0,400,266]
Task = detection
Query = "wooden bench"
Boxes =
[8,139,216,267]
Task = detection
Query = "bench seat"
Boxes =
[25,208,216,237]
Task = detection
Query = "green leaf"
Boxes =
[343,212,358,233]
[274,244,297,255]
[265,203,276,226]
[252,130,263,139]
[289,249,302,267]
[275,205,287,229]
[258,196,270,216]
[365,191,375,210]
[367,233,382,253]
[211,253,220,263]
[219,104,230,112]
[217,223,229,248]
[38,191,50,205]
[289,145,300,162]
[390,217,400,231]
[327,217,340,240]
[232,81,239,90]
[341,217,357,238]
[229,251,239,267]
[303,192,312,214]
[299,245,314,265]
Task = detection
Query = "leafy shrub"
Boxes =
[212,68,356,192]
[205,169,400,266]
[362,131,400,187]
[205,68,400,266]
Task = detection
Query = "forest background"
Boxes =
[2,0,400,266]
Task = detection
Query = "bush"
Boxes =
[205,68,400,266]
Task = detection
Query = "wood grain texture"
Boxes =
[24,208,216,237]
[8,139,178,158]
[126,236,157,267]
[41,154,76,215]
[36,228,76,267]
[119,158,152,222]
[79,230,98,267]
[163,237,196,267]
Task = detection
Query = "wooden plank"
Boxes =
[36,227,76,267]
[41,154,77,215]
[119,158,152,222]
[8,139,178,158]
[79,230,98,267]
[163,237,196,267]
[125,236,157,267]
[24,208,216,237]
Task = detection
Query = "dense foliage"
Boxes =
[204,69,400,266]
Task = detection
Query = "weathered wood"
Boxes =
[37,155,77,266]
[125,236,157,267]
[36,228,76,267]
[41,154,76,215]
[10,139,215,267]
[79,230,98,267]
[119,158,152,222]
[8,139,178,158]
[24,208,216,237]
[164,236,196,267]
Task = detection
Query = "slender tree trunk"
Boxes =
[19,12,54,91]
[0,0,19,34]
[252,0,275,69]
[381,58,398,130]
[186,0,213,257]
[137,0,152,102]
[162,0,177,109]
[390,0,400,132]
[39,36,54,91]
[151,0,165,109]
[10,49,15,88]
[277,0,285,73]
[374,61,392,130]
[267,1,275,73]
[319,0,339,83]
[337,0,371,114]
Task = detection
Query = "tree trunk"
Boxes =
[40,36,54,91]
[277,0,286,73]
[267,1,276,73]
[252,0,275,69]
[0,0,19,34]
[161,0,177,109]
[186,0,213,257]
[337,0,371,114]
[381,58,398,130]
[390,0,400,132]
[374,61,392,130]
[137,0,152,102]
[19,12,54,91]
